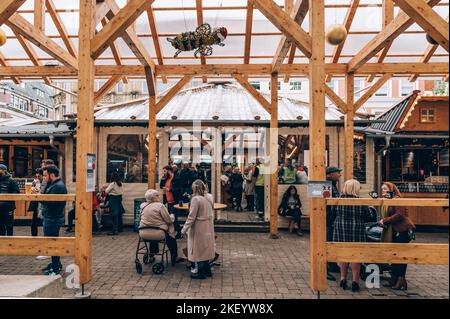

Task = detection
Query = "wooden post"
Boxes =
[309,0,327,293]
[269,73,279,239]
[344,73,355,181]
[34,0,45,32]
[75,0,95,285]
[148,95,157,189]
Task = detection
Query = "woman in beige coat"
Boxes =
[181,180,215,279]
[139,189,184,266]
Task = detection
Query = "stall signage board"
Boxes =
[308,181,333,198]
[86,154,96,192]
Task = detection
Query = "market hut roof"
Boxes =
[94,82,348,123]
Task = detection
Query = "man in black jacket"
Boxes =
[41,165,67,275]
[179,161,197,202]
[0,164,19,236]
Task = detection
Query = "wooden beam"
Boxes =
[144,65,156,97]
[348,0,442,72]
[0,237,75,257]
[156,76,193,114]
[0,0,26,25]
[409,44,439,82]
[234,74,271,113]
[0,51,20,84]
[147,5,167,84]
[6,13,78,70]
[95,0,111,25]
[94,75,121,105]
[252,0,312,58]
[195,0,208,83]
[101,18,128,84]
[104,0,156,94]
[283,45,296,83]
[91,0,154,60]
[392,0,449,52]
[367,0,394,82]
[326,198,449,207]
[327,242,449,265]
[243,1,254,65]
[76,0,96,285]
[272,0,309,73]
[0,194,76,201]
[326,0,360,82]
[324,85,347,113]
[308,0,327,293]
[344,73,355,181]
[0,63,448,78]
[34,0,45,31]
[148,95,157,189]
[13,30,52,85]
[46,0,77,58]
[269,72,279,238]
[354,73,392,111]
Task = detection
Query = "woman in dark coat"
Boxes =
[230,167,244,212]
[333,179,373,292]
[380,182,416,291]
[278,186,303,236]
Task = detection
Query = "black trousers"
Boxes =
[392,231,411,277]
[43,223,62,270]
[0,211,14,236]
[255,186,265,214]
[286,208,302,229]
[31,208,42,237]
[246,194,255,210]
[149,233,178,260]
[232,188,243,209]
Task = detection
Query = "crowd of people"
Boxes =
[0,158,418,287]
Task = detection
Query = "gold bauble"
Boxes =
[0,28,7,47]
[326,24,347,46]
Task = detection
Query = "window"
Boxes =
[327,80,337,92]
[107,135,151,183]
[375,83,389,97]
[354,80,363,98]
[289,81,302,91]
[250,81,260,90]
[420,108,435,123]
[37,106,49,118]
[268,81,281,91]
[116,81,124,93]
[401,80,415,96]
[11,95,29,112]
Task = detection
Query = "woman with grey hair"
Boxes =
[140,189,184,266]
[181,180,215,279]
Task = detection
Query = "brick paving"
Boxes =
[0,227,448,299]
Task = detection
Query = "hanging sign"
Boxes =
[307,181,333,198]
[86,154,96,192]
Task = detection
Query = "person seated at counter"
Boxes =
[278,186,303,236]
[139,189,185,266]
[279,159,297,184]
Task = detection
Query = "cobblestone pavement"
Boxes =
[0,227,448,299]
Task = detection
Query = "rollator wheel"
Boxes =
[135,260,143,275]
[143,254,155,265]
[152,263,164,275]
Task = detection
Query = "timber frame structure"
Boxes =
[0,0,449,294]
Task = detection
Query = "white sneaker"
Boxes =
[36,256,51,260]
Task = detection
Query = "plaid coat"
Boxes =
[332,195,372,243]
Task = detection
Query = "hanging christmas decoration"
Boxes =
[0,28,7,47]
[326,24,347,46]
[167,23,227,58]
[426,34,439,45]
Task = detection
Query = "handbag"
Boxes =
[365,222,384,242]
